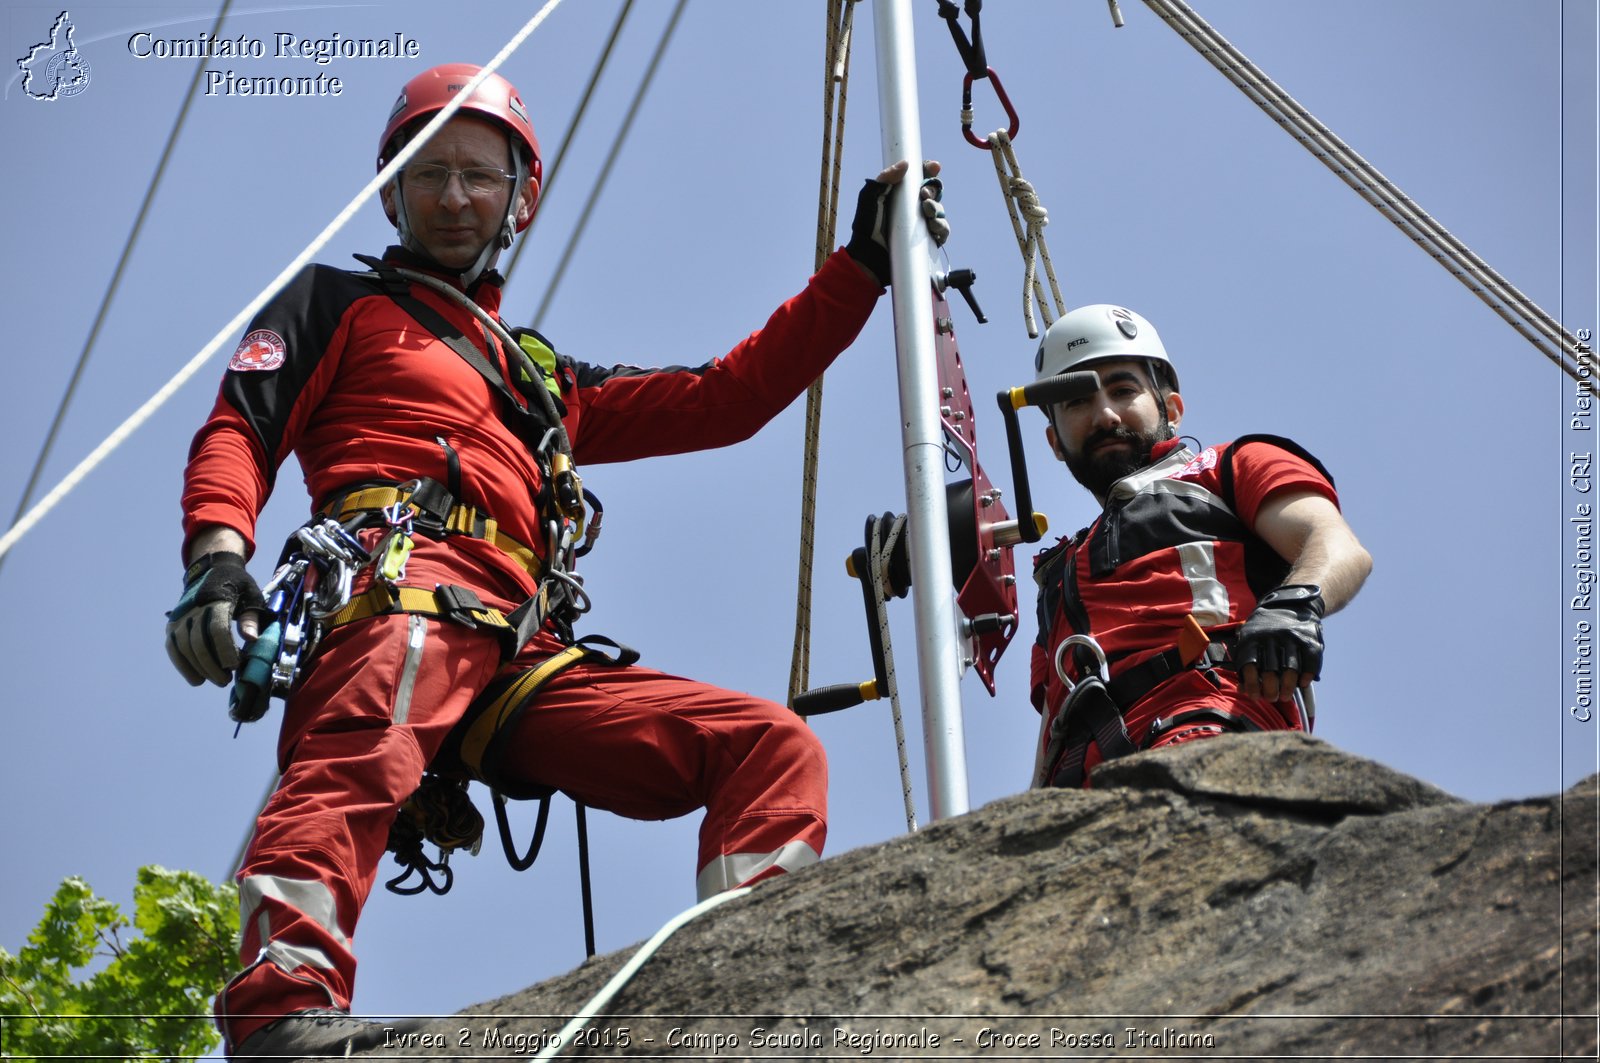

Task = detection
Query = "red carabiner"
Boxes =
[961,67,1020,149]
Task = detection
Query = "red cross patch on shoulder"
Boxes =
[229,329,287,372]
[1175,446,1219,479]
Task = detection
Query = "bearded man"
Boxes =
[1028,304,1371,788]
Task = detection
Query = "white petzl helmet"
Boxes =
[1034,304,1178,391]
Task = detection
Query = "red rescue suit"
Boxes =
[184,246,880,1047]
[1030,436,1339,785]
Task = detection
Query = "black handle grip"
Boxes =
[793,681,878,718]
[1022,370,1102,409]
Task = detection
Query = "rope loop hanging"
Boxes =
[985,128,1067,338]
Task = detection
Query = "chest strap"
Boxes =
[320,482,542,579]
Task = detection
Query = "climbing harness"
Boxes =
[229,470,578,726]
[1033,619,1270,788]
[225,256,619,944]
[351,255,586,523]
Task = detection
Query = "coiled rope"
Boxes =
[0,0,569,564]
[1141,0,1594,393]
[789,0,860,707]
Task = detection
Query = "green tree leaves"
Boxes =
[1,867,237,1060]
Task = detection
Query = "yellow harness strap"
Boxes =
[454,643,594,783]
[322,486,543,579]
[325,583,515,632]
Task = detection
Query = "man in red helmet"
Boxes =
[165,63,946,1059]
[1027,304,1372,789]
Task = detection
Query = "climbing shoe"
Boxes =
[231,1007,425,1061]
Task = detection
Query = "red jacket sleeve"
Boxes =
[180,265,358,560]
[1227,439,1340,529]
[564,249,881,465]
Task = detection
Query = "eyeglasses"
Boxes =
[402,163,516,196]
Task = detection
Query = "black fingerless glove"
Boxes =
[1236,583,1325,682]
[844,174,952,288]
[845,176,895,286]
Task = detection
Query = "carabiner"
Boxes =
[1053,633,1109,694]
[961,67,1020,149]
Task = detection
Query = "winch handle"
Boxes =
[996,370,1101,545]
[793,680,882,718]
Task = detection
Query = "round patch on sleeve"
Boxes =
[229,329,287,372]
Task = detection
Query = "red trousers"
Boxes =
[216,547,826,1047]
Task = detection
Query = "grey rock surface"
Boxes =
[358,734,1597,1059]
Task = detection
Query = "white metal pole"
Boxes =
[873,0,970,820]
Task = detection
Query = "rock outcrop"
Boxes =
[360,734,1598,1059]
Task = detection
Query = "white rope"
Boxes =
[530,887,753,1061]
[1141,0,1593,392]
[869,516,917,834]
[986,129,1066,338]
[0,0,569,564]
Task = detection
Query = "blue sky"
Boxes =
[2,0,1595,1038]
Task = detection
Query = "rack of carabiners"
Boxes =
[227,486,438,728]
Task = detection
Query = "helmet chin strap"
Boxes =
[457,149,526,287]
[389,149,528,288]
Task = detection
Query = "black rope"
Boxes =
[576,802,596,957]
[530,0,690,327]
[502,0,637,284]
[495,790,554,871]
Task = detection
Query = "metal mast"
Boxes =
[872,0,969,820]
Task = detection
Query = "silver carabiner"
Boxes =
[1053,633,1109,694]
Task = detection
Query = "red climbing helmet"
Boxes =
[378,63,543,231]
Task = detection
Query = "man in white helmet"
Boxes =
[1028,305,1371,788]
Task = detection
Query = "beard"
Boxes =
[1063,422,1172,499]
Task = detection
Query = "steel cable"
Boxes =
[1143,0,1593,392]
